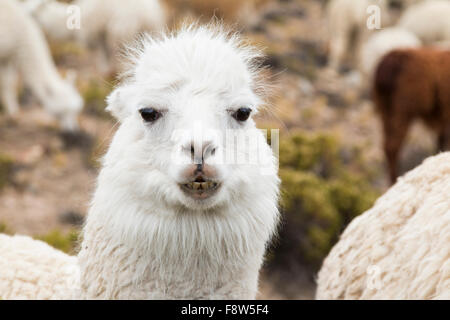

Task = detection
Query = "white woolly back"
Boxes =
[317,152,450,300]
[398,0,450,44]
[118,24,267,97]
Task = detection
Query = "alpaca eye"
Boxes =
[232,107,252,122]
[139,108,162,123]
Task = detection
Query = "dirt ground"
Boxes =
[0,0,438,299]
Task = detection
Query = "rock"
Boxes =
[60,130,94,151]
[59,210,85,226]
[298,77,315,96]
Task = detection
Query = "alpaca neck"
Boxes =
[77,169,278,299]
[79,211,264,299]
[16,13,62,105]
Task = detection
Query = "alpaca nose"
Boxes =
[185,140,217,164]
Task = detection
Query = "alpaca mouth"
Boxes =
[180,176,220,200]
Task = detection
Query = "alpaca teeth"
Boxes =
[184,181,218,192]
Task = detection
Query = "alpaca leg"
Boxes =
[328,34,348,71]
[383,118,410,184]
[0,64,19,115]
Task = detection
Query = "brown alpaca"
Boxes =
[373,48,450,183]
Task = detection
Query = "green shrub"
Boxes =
[36,230,80,254]
[279,132,340,176]
[0,222,79,255]
[0,153,14,191]
[270,131,380,272]
[0,222,12,235]
[49,41,86,66]
[81,79,113,119]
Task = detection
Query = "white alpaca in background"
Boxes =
[0,0,83,131]
[326,0,391,71]
[316,152,450,299]
[398,0,450,46]
[359,27,421,79]
[19,0,74,41]
[0,25,280,299]
[23,0,167,74]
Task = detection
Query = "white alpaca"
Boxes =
[398,0,450,45]
[23,0,167,74]
[0,0,83,131]
[359,27,421,79]
[316,152,450,299]
[0,25,280,300]
[326,0,391,70]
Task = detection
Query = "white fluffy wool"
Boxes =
[359,27,421,78]
[316,152,450,300]
[0,234,78,300]
[0,25,280,300]
[398,0,450,45]
[0,0,83,130]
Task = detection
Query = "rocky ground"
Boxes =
[0,0,437,299]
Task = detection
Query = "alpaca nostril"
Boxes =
[203,143,217,160]
[185,141,217,162]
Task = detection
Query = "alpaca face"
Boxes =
[105,28,277,211]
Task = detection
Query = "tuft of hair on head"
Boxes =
[115,21,270,102]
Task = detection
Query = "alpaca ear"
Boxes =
[106,86,133,122]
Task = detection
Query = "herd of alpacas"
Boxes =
[0,0,448,300]
[328,0,450,183]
